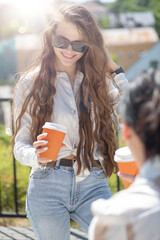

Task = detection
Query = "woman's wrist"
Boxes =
[109,64,119,73]
[110,66,124,78]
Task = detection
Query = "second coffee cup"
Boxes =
[114,146,138,188]
[40,122,67,161]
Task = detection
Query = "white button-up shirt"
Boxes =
[14,69,128,176]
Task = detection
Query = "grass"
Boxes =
[0,142,30,211]
[0,141,30,226]
[0,125,126,226]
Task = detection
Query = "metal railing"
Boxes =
[0,97,120,218]
[0,97,26,218]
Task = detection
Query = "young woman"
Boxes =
[89,73,160,240]
[12,4,127,240]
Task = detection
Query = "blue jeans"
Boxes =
[26,161,112,240]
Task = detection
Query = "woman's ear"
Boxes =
[122,121,133,140]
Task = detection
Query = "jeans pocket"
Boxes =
[92,167,106,179]
[31,166,53,179]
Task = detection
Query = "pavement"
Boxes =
[0,226,88,240]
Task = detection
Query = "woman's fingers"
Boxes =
[35,148,53,164]
[35,146,48,155]
[34,140,65,149]
[117,172,135,183]
[33,140,48,148]
[35,147,52,164]
[37,133,48,141]
[34,133,65,166]
[34,133,53,165]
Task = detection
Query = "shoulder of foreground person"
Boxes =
[91,177,160,219]
[89,204,160,240]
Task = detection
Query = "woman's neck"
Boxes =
[127,134,146,169]
[55,61,77,89]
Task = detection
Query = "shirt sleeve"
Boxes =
[88,198,129,240]
[88,214,128,240]
[107,73,128,112]
[13,76,39,169]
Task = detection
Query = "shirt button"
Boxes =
[73,109,76,114]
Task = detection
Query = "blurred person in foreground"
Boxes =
[89,74,160,240]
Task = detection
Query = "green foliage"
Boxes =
[149,0,160,38]
[109,130,126,193]
[98,16,109,29]
[112,0,151,12]
[0,124,11,146]
[111,54,118,64]
[0,139,30,213]
[110,0,160,36]
[137,0,150,7]
[108,173,124,194]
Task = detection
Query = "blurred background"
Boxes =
[0,0,160,227]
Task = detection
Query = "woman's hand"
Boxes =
[33,133,52,166]
[117,172,135,183]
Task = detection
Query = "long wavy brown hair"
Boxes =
[12,4,118,176]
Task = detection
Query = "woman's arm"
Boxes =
[13,76,39,168]
[13,75,62,169]
[105,50,128,111]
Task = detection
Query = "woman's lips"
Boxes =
[61,52,75,59]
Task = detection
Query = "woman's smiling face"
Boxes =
[53,19,85,71]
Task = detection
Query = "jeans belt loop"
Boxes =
[89,161,93,171]
[54,159,61,169]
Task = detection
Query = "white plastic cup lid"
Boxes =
[114,146,134,162]
[42,122,67,133]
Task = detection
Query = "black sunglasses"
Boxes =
[52,36,88,53]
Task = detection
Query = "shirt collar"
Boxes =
[139,155,160,180]
[56,71,84,96]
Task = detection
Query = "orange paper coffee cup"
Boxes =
[114,146,138,188]
[40,122,67,161]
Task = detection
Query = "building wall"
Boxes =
[126,41,160,81]
[107,42,155,71]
